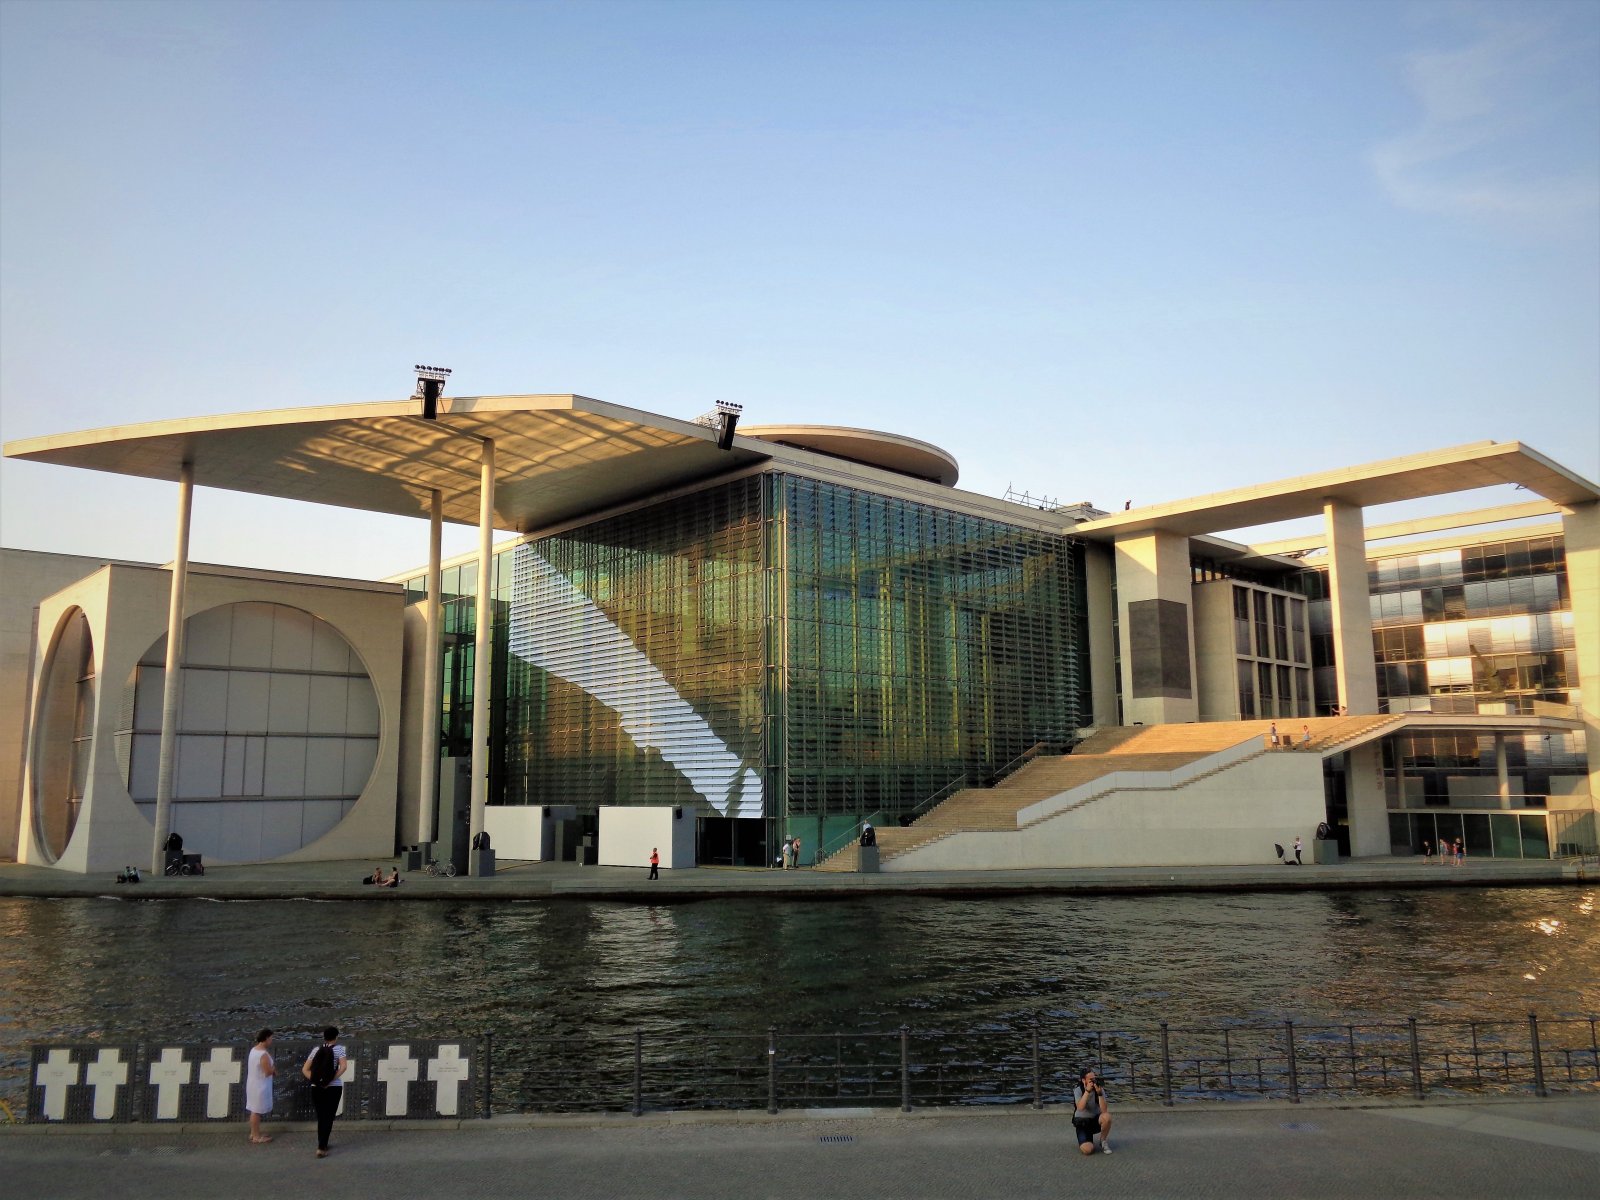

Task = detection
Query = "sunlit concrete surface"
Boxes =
[0,854,1586,902]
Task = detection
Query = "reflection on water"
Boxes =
[2,887,1595,1106]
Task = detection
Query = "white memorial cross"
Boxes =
[34,1048,79,1121]
[84,1049,129,1120]
[148,1048,192,1119]
[376,1045,420,1116]
[426,1044,471,1116]
[196,1047,241,1118]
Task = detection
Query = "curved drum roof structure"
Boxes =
[740,425,959,486]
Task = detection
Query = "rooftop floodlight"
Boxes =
[692,400,743,449]
[714,400,743,450]
[414,365,453,420]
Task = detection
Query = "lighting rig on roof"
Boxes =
[692,400,743,451]
[414,365,453,420]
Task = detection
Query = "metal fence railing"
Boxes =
[21,1014,1598,1122]
[500,1013,1598,1116]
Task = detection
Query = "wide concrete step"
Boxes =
[817,717,1406,870]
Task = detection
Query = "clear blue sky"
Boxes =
[2,0,1596,578]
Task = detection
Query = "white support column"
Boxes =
[1112,530,1198,726]
[1323,499,1379,715]
[1561,502,1600,808]
[469,440,495,854]
[1346,742,1390,857]
[418,488,444,846]
[150,461,194,873]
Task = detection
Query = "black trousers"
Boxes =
[312,1086,342,1149]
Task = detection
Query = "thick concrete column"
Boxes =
[1323,500,1379,715]
[1113,531,1198,725]
[469,440,495,855]
[418,489,444,846]
[1494,734,1511,807]
[1082,543,1120,727]
[1346,741,1390,857]
[150,461,194,873]
[1561,501,1600,806]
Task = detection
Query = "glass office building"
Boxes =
[1301,529,1590,858]
[407,472,1088,862]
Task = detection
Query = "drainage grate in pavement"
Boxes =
[819,1134,856,1144]
[1280,1122,1320,1132]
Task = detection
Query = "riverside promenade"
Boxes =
[0,853,1589,902]
[3,1094,1597,1199]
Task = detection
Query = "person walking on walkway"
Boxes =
[245,1029,275,1144]
[1293,836,1303,865]
[649,847,660,880]
[1072,1066,1112,1154]
[792,837,803,868]
[302,1026,349,1158]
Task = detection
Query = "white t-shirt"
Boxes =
[305,1043,348,1088]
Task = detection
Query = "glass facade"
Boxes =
[1303,532,1574,717]
[1301,530,1587,859]
[775,475,1085,836]
[407,473,1088,855]
[503,475,769,817]
[1220,580,1310,719]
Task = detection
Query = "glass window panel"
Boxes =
[1491,812,1522,858]
[1518,813,1549,859]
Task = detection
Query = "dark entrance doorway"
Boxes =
[698,817,766,866]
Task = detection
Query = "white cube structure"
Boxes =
[598,805,695,870]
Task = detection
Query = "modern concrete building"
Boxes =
[4,395,1596,873]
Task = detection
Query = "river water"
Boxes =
[2,886,1596,1110]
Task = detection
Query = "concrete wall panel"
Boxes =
[891,751,1326,870]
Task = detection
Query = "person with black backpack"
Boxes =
[301,1026,349,1158]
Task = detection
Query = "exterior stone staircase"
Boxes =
[814,715,1403,871]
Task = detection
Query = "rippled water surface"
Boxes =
[2,886,1595,1106]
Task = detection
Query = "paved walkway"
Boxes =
[4,1095,1597,1198]
[0,854,1587,902]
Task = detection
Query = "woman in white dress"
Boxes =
[246,1028,275,1144]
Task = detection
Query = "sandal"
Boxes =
[250,1135,273,1144]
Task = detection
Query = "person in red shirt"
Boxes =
[649,847,660,880]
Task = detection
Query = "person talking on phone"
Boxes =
[1072,1066,1113,1154]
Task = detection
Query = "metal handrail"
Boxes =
[814,809,887,866]
[907,773,968,820]
[891,737,1081,840]
[981,738,1079,787]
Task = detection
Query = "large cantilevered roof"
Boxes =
[1072,441,1600,540]
[3,394,778,533]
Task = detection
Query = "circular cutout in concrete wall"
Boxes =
[116,602,379,861]
[31,608,95,862]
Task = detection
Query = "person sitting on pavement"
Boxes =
[1072,1066,1112,1154]
[365,866,384,885]
[382,868,402,888]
